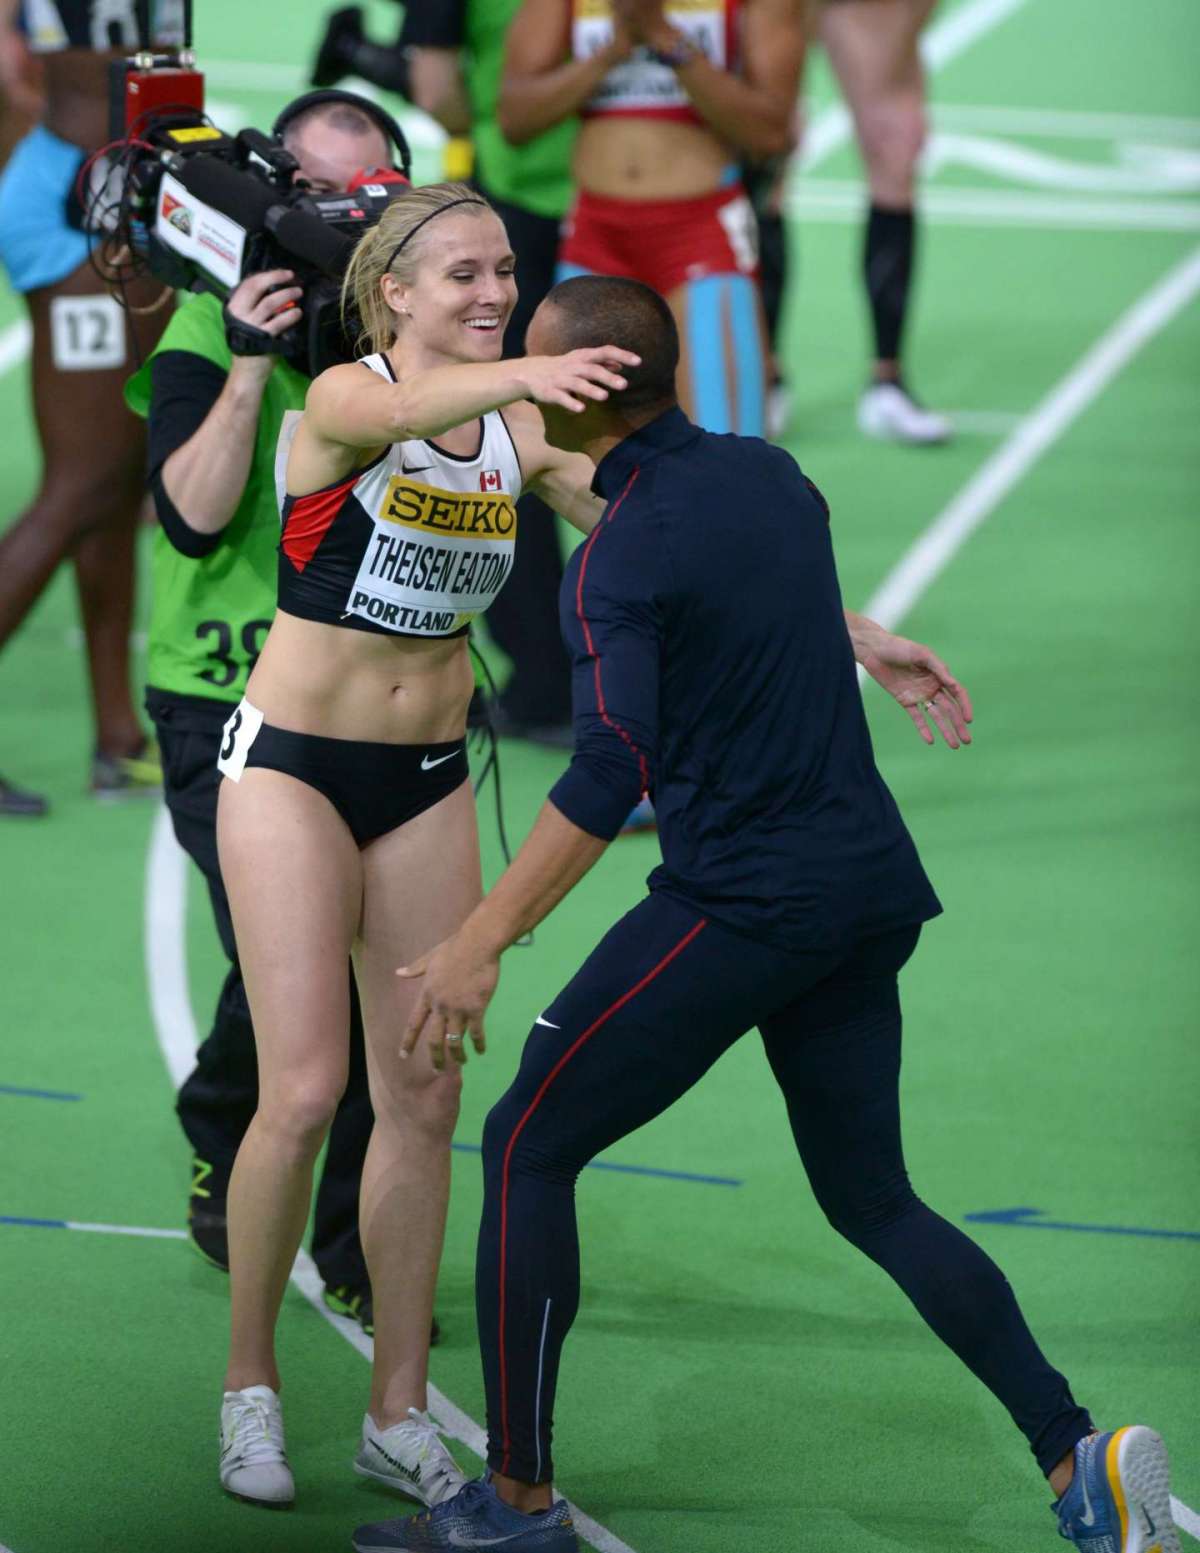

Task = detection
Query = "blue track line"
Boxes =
[450,1141,741,1187]
[0,1083,82,1101]
[0,1215,68,1228]
[966,1207,1200,1242]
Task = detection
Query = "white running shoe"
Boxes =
[353,1408,467,1507]
[219,1384,294,1506]
[858,381,952,445]
[766,378,793,440]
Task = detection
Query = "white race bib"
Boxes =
[216,699,265,782]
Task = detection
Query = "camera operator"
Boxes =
[123,91,410,1336]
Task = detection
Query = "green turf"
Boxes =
[1,1,1198,1550]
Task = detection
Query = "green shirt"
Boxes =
[124,293,309,705]
[465,0,577,219]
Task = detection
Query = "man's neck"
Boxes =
[578,403,675,467]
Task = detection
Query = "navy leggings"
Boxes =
[477,893,1092,1484]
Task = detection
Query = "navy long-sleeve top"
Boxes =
[547,407,942,953]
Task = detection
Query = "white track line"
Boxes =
[932,103,1200,142]
[859,243,1200,632]
[144,810,638,1553]
[787,181,1200,233]
[145,805,199,1085]
[801,0,1033,171]
[1173,1496,1200,1541]
[69,1220,187,1239]
[0,318,30,377]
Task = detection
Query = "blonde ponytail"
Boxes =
[341,182,493,357]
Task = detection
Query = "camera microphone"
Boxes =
[174,153,276,230]
[266,206,356,277]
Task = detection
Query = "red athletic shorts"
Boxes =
[558,182,760,295]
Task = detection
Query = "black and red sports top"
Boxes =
[275,354,524,639]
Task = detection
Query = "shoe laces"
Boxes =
[396,1409,466,1503]
[413,1475,489,1526]
[224,1392,285,1468]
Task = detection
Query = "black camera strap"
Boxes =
[222,304,280,358]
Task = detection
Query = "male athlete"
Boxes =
[352,276,1177,1553]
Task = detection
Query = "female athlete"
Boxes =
[498,0,804,437]
[0,0,179,809]
[211,180,637,1509]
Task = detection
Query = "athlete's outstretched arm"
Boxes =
[616,0,803,160]
[503,400,608,536]
[845,610,974,749]
[399,520,662,1067]
[288,347,639,495]
[497,0,632,146]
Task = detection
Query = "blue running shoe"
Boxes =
[1054,1427,1179,1552]
[352,1476,578,1552]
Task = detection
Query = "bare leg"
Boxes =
[216,769,363,1392]
[353,779,483,1427]
[0,262,170,755]
[820,0,937,380]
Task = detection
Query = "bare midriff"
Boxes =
[244,610,476,746]
[574,115,731,200]
[42,50,123,151]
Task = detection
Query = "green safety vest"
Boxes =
[465,0,577,218]
[124,293,308,704]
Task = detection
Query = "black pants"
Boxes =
[147,688,371,1290]
[478,892,1092,1484]
[475,185,572,726]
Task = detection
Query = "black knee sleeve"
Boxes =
[863,203,916,366]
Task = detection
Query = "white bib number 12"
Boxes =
[49,294,126,372]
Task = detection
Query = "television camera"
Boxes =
[88,4,412,377]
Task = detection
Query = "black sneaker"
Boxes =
[323,1285,441,1347]
[0,773,47,817]
[188,1155,229,1271]
[311,5,363,87]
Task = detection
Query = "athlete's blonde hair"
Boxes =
[342,182,494,356]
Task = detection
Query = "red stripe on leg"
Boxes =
[497,915,708,1474]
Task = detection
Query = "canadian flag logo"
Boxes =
[480,469,502,492]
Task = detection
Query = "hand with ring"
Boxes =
[396,926,500,1070]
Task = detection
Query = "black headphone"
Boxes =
[272,89,413,182]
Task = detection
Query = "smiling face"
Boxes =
[383,210,517,366]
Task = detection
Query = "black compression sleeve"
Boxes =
[399,0,466,48]
[150,466,222,559]
[147,350,231,477]
[146,350,233,558]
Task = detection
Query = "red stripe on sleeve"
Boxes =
[573,468,649,794]
[281,471,359,574]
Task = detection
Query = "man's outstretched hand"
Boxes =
[849,615,974,748]
[397,928,500,1071]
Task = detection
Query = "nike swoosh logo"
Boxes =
[534,1015,560,1029]
[1079,1465,1097,1528]
[402,463,433,474]
[447,1532,527,1548]
[368,1438,420,1483]
[421,750,461,771]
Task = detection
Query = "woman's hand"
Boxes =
[515,346,641,414]
[612,0,674,51]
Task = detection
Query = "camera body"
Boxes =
[100,54,411,376]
